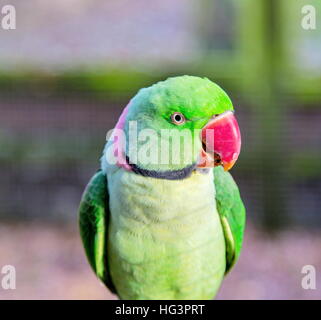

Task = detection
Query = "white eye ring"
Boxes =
[171,112,186,125]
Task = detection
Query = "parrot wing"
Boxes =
[79,169,117,294]
[213,166,246,274]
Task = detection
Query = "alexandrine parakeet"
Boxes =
[79,76,246,300]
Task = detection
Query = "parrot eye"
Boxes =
[171,112,186,125]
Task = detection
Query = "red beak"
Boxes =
[197,111,241,171]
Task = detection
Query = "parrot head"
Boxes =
[105,75,241,178]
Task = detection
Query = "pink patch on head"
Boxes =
[111,101,132,171]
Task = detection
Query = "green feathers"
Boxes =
[214,166,246,273]
[79,170,116,294]
[79,76,246,299]
[126,76,234,128]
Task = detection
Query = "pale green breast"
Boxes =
[106,166,226,300]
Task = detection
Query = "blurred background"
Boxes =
[0,0,321,299]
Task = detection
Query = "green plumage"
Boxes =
[214,166,246,273]
[78,171,116,294]
[79,76,246,299]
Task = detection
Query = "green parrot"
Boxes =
[79,75,246,300]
